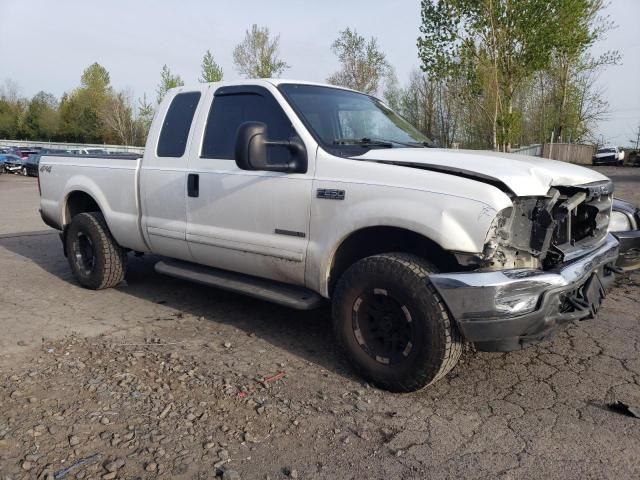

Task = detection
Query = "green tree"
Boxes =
[59,92,88,142]
[156,65,184,104]
[327,27,389,94]
[24,91,59,140]
[0,99,19,139]
[0,80,26,139]
[232,24,289,78]
[59,62,113,143]
[81,62,111,91]
[135,94,155,146]
[418,0,587,150]
[199,50,224,83]
[547,0,619,142]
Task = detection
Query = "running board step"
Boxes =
[154,259,324,310]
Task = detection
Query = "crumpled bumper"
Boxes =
[429,234,620,352]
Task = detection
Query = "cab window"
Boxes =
[157,92,201,157]
[201,87,295,162]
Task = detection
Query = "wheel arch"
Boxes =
[326,225,459,298]
[64,189,103,224]
[61,190,106,257]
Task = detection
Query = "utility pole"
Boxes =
[629,124,640,150]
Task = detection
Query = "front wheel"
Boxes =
[332,253,462,392]
[65,212,127,289]
[21,167,27,176]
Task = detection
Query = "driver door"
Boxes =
[186,85,314,286]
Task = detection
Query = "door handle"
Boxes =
[187,173,199,197]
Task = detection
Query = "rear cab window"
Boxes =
[157,92,201,157]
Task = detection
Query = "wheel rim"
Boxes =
[352,288,414,365]
[73,232,95,276]
[22,167,26,175]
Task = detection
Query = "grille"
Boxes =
[549,180,613,263]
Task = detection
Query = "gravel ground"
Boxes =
[1,167,639,479]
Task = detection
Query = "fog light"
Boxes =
[495,293,539,315]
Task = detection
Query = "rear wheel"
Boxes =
[65,212,127,289]
[332,253,462,392]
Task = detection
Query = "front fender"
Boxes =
[305,181,512,296]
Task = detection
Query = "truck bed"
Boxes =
[39,154,148,252]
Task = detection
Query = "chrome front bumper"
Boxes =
[430,234,620,351]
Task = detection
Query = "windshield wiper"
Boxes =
[333,137,393,148]
[370,138,428,148]
[407,140,437,148]
[333,137,435,148]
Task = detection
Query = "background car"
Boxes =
[68,148,90,155]
[24,149,66,176]
[610,198,640,271]
[1,153,24,173]
[0,153,12,173]
[86,148,107,155]
[24,154,41,176]
[9,147,40,159]
[593,146,624,166]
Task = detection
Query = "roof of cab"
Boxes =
[168,78,363,95]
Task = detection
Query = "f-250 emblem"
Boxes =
[317,188,345,200]
[40,165,52,173]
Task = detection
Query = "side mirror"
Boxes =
[234,121,307,173]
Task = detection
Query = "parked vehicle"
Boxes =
[0,153,13,173]
[593,146,624,166]
[11,147,39,159]
[24,154,41,176]
[69,148,109,155]
[86,148,108,155]
[24,149,67,177]
[38,80,640,392]
[76,148,108,155]
[610,198,640,271]
[2,153,25,174]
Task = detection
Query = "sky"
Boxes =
[0,0,638,146]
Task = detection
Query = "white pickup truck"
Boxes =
[38,80,640,392]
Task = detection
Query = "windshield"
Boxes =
[279,84,431,152]
[599,148,616,153]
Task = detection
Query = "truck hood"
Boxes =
[351,148,609,197]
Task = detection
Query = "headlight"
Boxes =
[609,210,632,232]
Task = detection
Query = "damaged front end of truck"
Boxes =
[429,179,635,352]
[482,180,615,271]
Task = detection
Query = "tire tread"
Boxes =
[332,252,463,392]
[67,212,127,289]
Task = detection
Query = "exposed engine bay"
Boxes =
[481,180,613,270]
